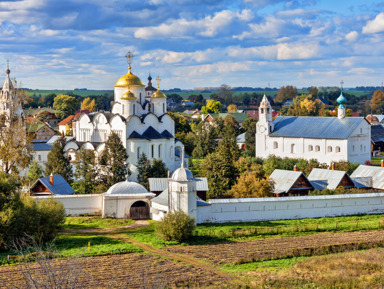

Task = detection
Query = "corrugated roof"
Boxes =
[148,177,208,192]
[373,115,384,123]
[150,189,209,207]
[371,125,384,143]
[31,174,75,195]
[350,165,384,190]
[269,169,310,194]
[308,168,353,190]
[236,132,245,143]
[270,116,364,139]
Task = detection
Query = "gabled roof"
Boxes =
[161,130,173,138]
[32,141,53,151]
[371,125,384,143]
[308,168,354,190]
[30,174,75,195]
[269,169,312,194]
[142,126,163,139]
[58,115,75,126]
[270,116,364,139]
[373,115,384,123]
[350,165,384,190]
[148,177,208,192]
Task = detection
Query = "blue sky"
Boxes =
[1,0,384,90]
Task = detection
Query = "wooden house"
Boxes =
[269,169,314,196]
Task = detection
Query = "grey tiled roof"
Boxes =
[269,169,312,194]
[350,165,384,190]
[270,116,364,139]
[308,168,353,190]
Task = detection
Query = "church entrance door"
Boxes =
[130,201,150,220]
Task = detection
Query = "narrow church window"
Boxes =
[353,145,355,152]
[260,108,264,114]
[360,128,363,133]
[336,146,340,153]
[163,103,165,113]
[273,142,278,149]
[170,146,174,158]
[360,144,362,151]
[151,145,154,158]
[158,144,162,158]
[291,144,295,153]
[140,93,142,103]
[328,146,332,152]
[308,145,313,151]
[315,145,320,152]
[122,104,125,115]
[137,147,141,158]
[364,145,366,152]
[133,104,136,115]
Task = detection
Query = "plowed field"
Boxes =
[0,253,230,288]
[166,230,384,265]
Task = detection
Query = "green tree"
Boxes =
[53,94,78,119]
[45,141,73,183]
[309,86,318,98]
[100,133,129,187]
[242,118,257,156]
[168,112,191,134]
[201,100,222,114]
[137,153,152,188]
[80,97,97,112]
[28,160,43,184]
[150,159,168,178]
[74,148,97,194]
[217,84,233,105]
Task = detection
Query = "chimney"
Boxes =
[293,165,298,172]
[381,160,384,168]
[331,163,335,170]
[49,173,54,185]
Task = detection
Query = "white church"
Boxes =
[63,52,185,180]
[255,90,371,165]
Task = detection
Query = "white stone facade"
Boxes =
[255,95,371,165]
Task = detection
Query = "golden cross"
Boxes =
[125,51,134,69]
[340,80,344,90]
[156,76,161,90]
[6,60,9,69]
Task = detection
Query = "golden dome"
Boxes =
[121,90,136,100]
[115,70,145,87]
[151,90,167,99]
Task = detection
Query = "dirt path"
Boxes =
[63,220,151,234]
[106,232,244,286]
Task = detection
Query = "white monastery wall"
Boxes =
[102,194,151,218]
[32,194,103,216]
[348,121,371,164]
[196,193,384,224]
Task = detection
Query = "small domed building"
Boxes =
[102,180,155,219]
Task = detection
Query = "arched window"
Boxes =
[353,145,355,152]
[364,145,366,152]
[170,146,174,158]
[273,141,278,149]
[360,144,363,151]
[137,147,141,158]
[336,146,340,153]
[291,143,295,153]
[151,144,154,158]
[133,104,136,115]
[122,104,125,115]
[140,93,142,103]
[328,146,332,152]
[308,145,313,151]
[315,145,320,152]
[158,144,162,158]
[163,103,165,113]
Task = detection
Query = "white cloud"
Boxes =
[276,42,319,60]
[134,9,251,39]
[345,31,358,42]
[362,12,384,34]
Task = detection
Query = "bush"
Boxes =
[156,211,195,243]
[1,196,65,250]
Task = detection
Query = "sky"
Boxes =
[1,0,384,90]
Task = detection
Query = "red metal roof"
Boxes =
[58,115,75,126]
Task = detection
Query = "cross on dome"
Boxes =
[340,80,344,90]
[6,60,10,74]
[156,76,161,90]
[125,51,134,71]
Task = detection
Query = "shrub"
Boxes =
[156,211,195,243]
[1,196,65,250]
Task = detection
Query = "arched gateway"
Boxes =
[130,201,150,220]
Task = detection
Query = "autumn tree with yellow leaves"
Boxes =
[81,97,97,113]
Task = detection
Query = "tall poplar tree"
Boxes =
[100,132,129,187]
[45,140,73,183]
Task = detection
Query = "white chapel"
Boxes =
[64,52,185,180]
[255,89,371,165]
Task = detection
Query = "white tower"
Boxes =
[150,76,167,117]
[168,148,197,220]
[0,63,23,122]
[255,94,273,158]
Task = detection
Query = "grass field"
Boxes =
[63,216,134,230]
[371,157,382,166]
[26,89,113,98]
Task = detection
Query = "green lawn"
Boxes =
[371,157,382,166]
[125,214,384,247]
[26,89,113,98]
[63,216,134,230]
